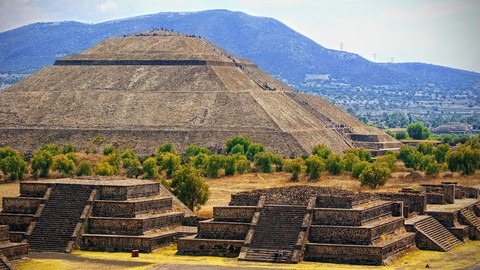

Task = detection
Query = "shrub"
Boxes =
[312,144,331,159]
[158,152,181,178]
[284,158,304,181]
[40,143,62,156]
[190,153,209,173]
[0,147,27,180]
[103,145,117,155]
[62,144,77,154]
[158,142,176,154]
[31,150,53,178]
[225,156,237,176]
[105,151,120,174]
[185,145,211,157]
[416,142,434,155]
[142,157,158,179]
[359,163,391,189]
[246,143,266,161]
[236,155,250,174]
[446,146,480,175]
[226,136,251,154]
[52,154,75,176]
[205,154,226,178]
[434,144,450,164]
[254,152,275,173]
[76,161,93,176]
[341,153,361,172]
[395,131,408,140]
[345,148,372,162]
[305,155,325,180]
[352,161,369,179]
[407,122,430,140]
[425,162,440,177]
[230,144,245,155]
[95,162,115,176]
[420,154,436,171]
[375,152,397,171]
[325,154,342,175]
[171,165,210,211]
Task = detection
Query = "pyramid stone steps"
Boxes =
[414,216,462,251]
[28,185,94,252]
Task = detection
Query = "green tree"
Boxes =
[375,152,397,171]
[185,145,211,157]
[205,154,226,178]
[446,146,480,175]
[142,157,158,179]
[171,165,210,210]
[41,143,62,156]
[31,150,53,178]
[226,136,251,154]
[230,144,245,155]
[395,131,408,140]
[416,142,434,155]
[95,162,115,176]
[425,162,440,177]
[407,122,430,140]
[345,148,372,162]
[225,156,237,176]
[420,154,436,171]
[434,144,450,164]
[236,155,250,174]
[158,152,181,178]
[158,142,176,154]
[254,152,275,173]
[312,144,331,159]
[305,155,325,180]
[359,163,391,189]
[52,154,75,176]
[62,144,77,154]
[105,151,121,174]
[283,158,304,181]
[76,161,93,176]
[246,143,266,161]
[325,154,342,175]
[190,153,209,174]
[341,153,361,172]
[352,161,370,179]
[0,147,27,181]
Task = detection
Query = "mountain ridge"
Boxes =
[0,10,478,91]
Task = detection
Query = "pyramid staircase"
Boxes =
[0,254,14,270]
[412,216,462,251]
[459,208,480,240]
[27,184,95,252]
[240,204,309,263]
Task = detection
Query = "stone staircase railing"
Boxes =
[24,187,52,243]
[66,189,98,252]
[291,196,316,263]
[459,208,480,240]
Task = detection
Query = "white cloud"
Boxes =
[97,0,118,12]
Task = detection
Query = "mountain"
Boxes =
[1,9,478,90]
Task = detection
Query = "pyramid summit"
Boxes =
[0,30,400,155]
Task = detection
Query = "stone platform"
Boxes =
[0,178,196,253]
[178,184,480,266]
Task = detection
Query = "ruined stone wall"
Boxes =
[176,236,243,257]
[197,221,249,240]
[81,233,175,252]
[426,211,457,227]
[2,197,42,214]
[313,209,363,226]
[93,197,171,217]
[377,193,426,214]
[426,193,446,204]
[456,186,479,199]
[229,194,260,206]
[0,225,9,241]
[19,183,49,197]
[88,213,183,235]
[97,184,159,200]
[213,206,256,222]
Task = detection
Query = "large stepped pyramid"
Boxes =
[0,30,400,156]
[0,178,196,253]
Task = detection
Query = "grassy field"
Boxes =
[2,169,480,269]
[14,241,480,270]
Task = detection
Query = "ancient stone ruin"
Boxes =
[0,178,196,254]
[0,31,400,156]
[178,184,480,265]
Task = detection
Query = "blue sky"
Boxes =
[1,0,479,72]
